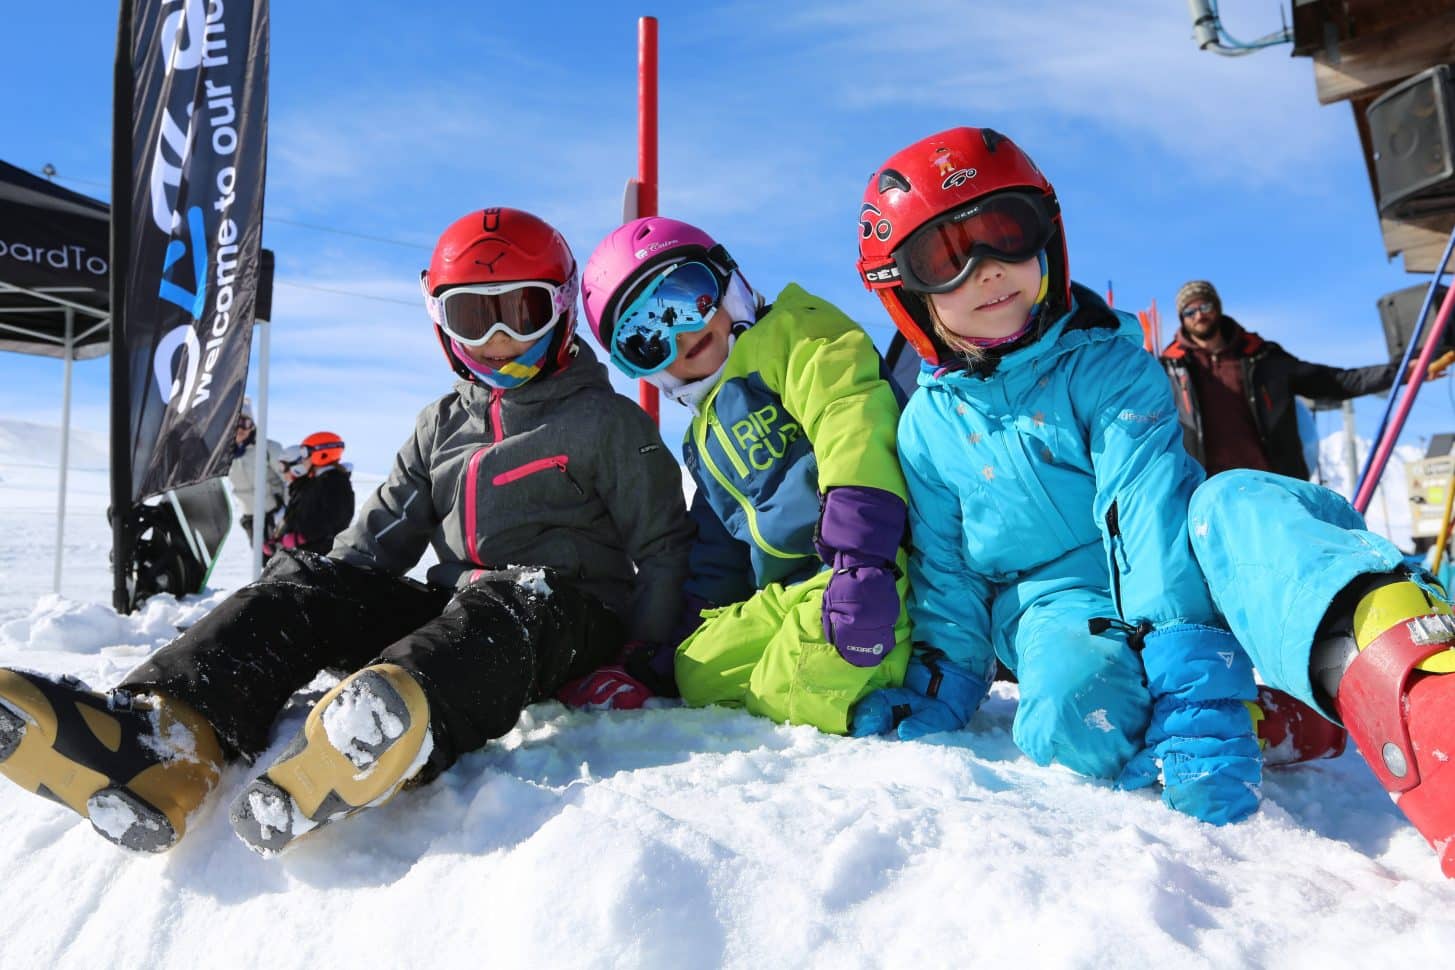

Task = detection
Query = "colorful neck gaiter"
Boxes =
[452,335,552,389]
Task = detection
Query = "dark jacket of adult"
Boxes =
[1159,316,1397,479]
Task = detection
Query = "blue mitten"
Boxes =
[1116,624,1262,825]
[850,651,988,740]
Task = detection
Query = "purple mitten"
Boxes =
[823,557,900,666]
[816,486,907,666]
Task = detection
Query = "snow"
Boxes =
[322,676,407,771]
[2,419,1455,968]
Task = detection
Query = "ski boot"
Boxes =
[1321,578,1455,877]
[0,668,223,852]
[229,663,433,856]
[1246,685,1347,767]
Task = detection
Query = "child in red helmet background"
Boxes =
[0,207,692,857]
[853,126,1455,877]
[263,431,355,557]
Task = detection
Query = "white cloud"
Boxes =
[767,0,1341,186]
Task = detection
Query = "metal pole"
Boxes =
[1342,400,1359,495]
[1354,227,1455,498]
[636,15,660,423]
[251,317,271,580]
[53,308,74,594]
[1355,282,1455,513]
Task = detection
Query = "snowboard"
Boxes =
[127,477,232,610]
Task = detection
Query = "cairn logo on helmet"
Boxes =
[859,204,892,242]
[941,168,978,189]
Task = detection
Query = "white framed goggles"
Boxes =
[420,273,568,347]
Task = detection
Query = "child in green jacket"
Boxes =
[580,216,911,733]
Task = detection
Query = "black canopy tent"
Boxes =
[0,160,111,360]
[0,160,276,594]
[0,160,113,593]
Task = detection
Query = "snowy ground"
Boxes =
[1,419,1454,969]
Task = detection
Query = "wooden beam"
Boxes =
[1381,213,1455,273]
[1313,9,1455,105]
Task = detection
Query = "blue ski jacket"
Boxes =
[898,284,1222,676]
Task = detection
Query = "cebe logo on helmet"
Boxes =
[856,127,1070,365]
[421,207,580,382]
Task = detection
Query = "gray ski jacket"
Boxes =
[330,342,693,643]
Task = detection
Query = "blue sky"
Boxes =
[2,0,1452,477]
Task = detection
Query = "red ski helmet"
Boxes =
[856,127,1069,365]
[301,431,345,468]
[422,207,579,381]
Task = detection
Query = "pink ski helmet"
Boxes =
[581,216,738,354]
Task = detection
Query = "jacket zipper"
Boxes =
[1104,499,1125,618]
[493,455,570,487]
[463,389,509,565]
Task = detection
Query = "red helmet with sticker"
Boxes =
[421,207,579,381]
[856,127,1069,365]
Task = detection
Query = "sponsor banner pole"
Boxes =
[636,16,659,424]
[110,0,137,613]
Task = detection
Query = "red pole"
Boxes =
[1353,283,1455,514]
[636,16,660,423]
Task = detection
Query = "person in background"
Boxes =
[227,397,285,546]
[265,432,355,557]
[1160,279,1454,480]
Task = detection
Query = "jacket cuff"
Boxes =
[1141,624,1256,703]
[814,485,906,566]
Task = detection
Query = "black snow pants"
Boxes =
[120,551,625,776]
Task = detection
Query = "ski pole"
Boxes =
[1430,459,1455,573]
[1354,225,1455,500]
[1354,281,1455,514]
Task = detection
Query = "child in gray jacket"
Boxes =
[0,207,693,856]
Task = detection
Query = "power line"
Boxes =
[35,169,429,250]
[275,280,416,306]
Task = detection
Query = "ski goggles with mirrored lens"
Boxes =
[421,274,567,346]
[893,192,1056,294]
[609,260,724,378]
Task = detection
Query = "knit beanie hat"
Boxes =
[1176,280,1221,316]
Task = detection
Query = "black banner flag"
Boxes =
[111,0,269,610]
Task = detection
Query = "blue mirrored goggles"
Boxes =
[609,260,723,378]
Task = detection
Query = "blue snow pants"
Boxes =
[991,542,1152,779]
[1187,470,1427,719]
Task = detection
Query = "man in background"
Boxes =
[1160,280,1453,480]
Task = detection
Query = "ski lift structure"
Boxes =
[1189,1,1455,524]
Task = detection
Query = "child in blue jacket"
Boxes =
[851,126,1455,877]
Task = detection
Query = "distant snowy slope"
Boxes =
[1311,428,1423,550]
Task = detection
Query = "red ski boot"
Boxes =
[1247,686,1347,766]
[1334,581,1455,877]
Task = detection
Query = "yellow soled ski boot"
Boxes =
[1332,580,1455,877]
[229,663,433,856]
[0,668,223,852]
